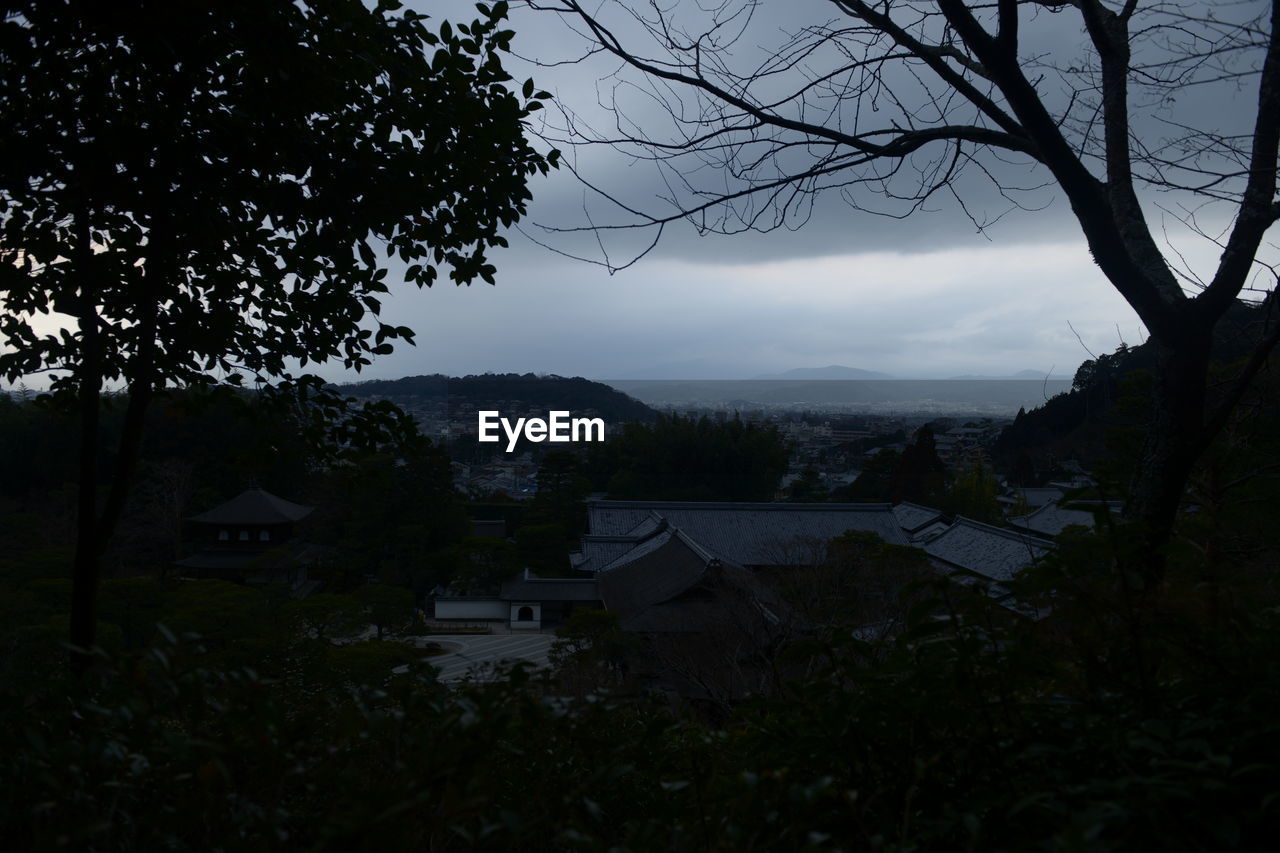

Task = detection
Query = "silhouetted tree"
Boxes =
[591,413,789,501]
[0,0,556,664]
[889,426,948,506]
[527,449,592,537]
[837,448,902,503]
[787,468,830,502]
[534,0,1280,579]
[944,461,1003,524]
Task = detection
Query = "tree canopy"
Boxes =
[2,0,555,390]
[0,0,557,660]
[587,412,789,501]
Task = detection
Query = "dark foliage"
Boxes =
[3,381,1280,848]
[587,413,789,501]
[994,301,1272,480]
[0,390,472,594]
[4,544,1280,849]
[1,0,555,662]
[888,425,948,506]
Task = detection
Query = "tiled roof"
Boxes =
[600,527,685,571]
[575,538,644,571]
[620,513,666,539]
[893,502,945,535]
[589,504,665,537]
[1008,501,1124,537]
[598,531,713,615]
[189,488,313,525]
[583,501,907,569]
[1012,487,1066,509]
[597,531,781,634]
[924,518,1052,582]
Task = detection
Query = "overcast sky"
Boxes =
[7,2,1271,389]
[318,0,1273,383]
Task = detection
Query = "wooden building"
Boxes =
[174,487,318,587]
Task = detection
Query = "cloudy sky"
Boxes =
[314,0,1270,384]
[7,1,1268,389]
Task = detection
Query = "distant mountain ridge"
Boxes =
[754,365,895,380]
[946,370,1070,380]
[339,373,657,422]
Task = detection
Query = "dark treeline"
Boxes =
[342,372,658,424]
[802,424,1001,522]
[0,390,796,596]
[585,413,789,502]
[0,387,465,589]
[5,504,1280,849]
[4,370,1280,848]
[994,300,1269,485]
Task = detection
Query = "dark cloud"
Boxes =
[488,0,1263,269]
[322,1,1272,384]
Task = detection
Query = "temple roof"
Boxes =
[189,487,313,526]
[577,500,906,571]
[923,517,1052,582]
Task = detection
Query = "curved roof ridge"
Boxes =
[599,528,676,572]
[949,515,1056,545]
[189,487,313,525]
[668,526,727,567]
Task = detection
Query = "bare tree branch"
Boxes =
[526,0,1280,577]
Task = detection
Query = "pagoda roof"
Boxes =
[189,488,313,526]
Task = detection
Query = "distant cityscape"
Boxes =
[605,378,1073,415]
[333,372,1043,501]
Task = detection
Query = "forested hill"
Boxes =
[993,299,1273,481]
[339,373,658,423]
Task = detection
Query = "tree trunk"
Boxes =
[68,203,160,673]
[69,371,101,671]
[1122,323,1213,583]
[68,205,102,673]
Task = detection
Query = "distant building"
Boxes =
[572,500,907,572]
[432,569,603,630]
[923,517,1052,584]
[595,526,779,635]
[892,502,949,543]
[174,487,318,588]
[1009,500,1124,538]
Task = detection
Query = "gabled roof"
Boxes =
[596,528,782,634]
[598,530,715,616]
[1011,487,1066,509]
[190,487,313,526]
[580,500,906,570]
[923,517,1052,583]
[599,526,686,572]
[575,533,664,573]
[1008,501,1124,537]
[893,502,945,535]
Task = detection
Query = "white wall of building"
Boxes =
[509,602,541,629]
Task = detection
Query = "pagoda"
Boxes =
[174,487,318,586]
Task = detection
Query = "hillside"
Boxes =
[993,299,1273,483]
[340,373,657,423]
[754,365,894,380]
